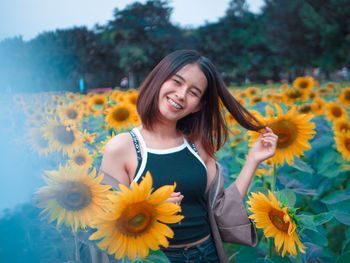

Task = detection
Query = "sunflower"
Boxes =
[105,103,139,131]
[82,129,97,144]
[325,82,339,90]
[246,87,260,97]
[338,87,350,106]
[88,94,108,115]
[325,102,348,122]
[282,88,308,105]
[35,165,112,232]
[310,98,326,115]
[27,127,51,156]
[56,103,83,126]
[297,104,312,114]
[248,104,316,166]
[126,90,139,106]
[247,191,306,257]
[333,119,350,135]
[225,112,237,126]
[89,172,184,260]
[97,131,116,154]
[293,76,314,91]
[67,148,94,170]
[334,131,350,161]
[42,118,84,155]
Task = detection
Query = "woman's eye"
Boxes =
[173,79,181,84]
[189,90,198,97]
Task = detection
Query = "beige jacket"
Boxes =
[206,162,257,263]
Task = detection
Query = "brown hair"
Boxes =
[137,50,264,157]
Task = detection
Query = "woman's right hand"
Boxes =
[165,192,184,204]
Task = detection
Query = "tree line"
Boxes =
[0,0,349,92]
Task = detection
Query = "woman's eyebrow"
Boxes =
[174,74,203,94]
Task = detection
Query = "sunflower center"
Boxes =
[331,106,342,118]
[288,90,302,99]
[344,138,350,152]
[270,120,298,148]
[113,108,130,122]
[269,208,289,232]
[74,155,86,165]
[299,81,308,89]
[67,108,78,119]
[345,90,350,101]
[53,125,75,145]
[299,104,311,113]
[116,202,155,235]
[56,182,92,211]
[94,98,105,105]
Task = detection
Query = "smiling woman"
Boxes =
[97,49,278,262]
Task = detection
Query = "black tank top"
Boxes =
[129,128,211,245]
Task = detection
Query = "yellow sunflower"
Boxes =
[334,131,350,161]
[282,88,308,105]
[293,76,314,91]
[246,87,260,97]
[225,112,237,126]
[310,98,326,115]
[27,127,51,156]
[325,102,348,122]
[35,165,112,232]
[82,129,97,144]
[247,191,306,257]
[297,104,312,114]
[56,103,83,126]
[126,90,139,106]
[88,94,108,115]
[97,131,116,155]
[248,104,316,166]
[67,148,94,170]
[89,172,184,260]
[333,119,350,135]
[42,118,84,155]
[105,103,139,131]
[338,87,350,106]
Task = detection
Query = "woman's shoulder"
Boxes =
[104,131,133,156]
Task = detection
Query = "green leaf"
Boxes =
[312,212,334,225]
[328,200,350,225]
[336,251,350,263]
[321,190,350,204]
[279,189,296,207]
[320,164,340,178]
[292,158,314,174]
[296,214,318,232]
[317,151,339,174]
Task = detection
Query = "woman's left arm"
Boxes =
[234,127,278,199]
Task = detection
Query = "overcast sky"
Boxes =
[0,0,264,41]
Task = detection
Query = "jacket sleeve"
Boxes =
[212,164,257,246]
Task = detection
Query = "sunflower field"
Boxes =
[1,77,350,262]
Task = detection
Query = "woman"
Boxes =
[100,50,278,262]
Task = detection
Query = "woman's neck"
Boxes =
[139,122,184,148]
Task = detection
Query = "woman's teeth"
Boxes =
[168,98,182,109]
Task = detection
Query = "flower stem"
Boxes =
[271,163,277,192]
[122,256,127,263]
[268,237,273,258]
[297,248,302,263]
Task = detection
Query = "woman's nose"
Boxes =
[175,86,186,100]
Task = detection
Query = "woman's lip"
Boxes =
[166,98,181,112]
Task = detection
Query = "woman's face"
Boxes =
[158,63,207,124]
